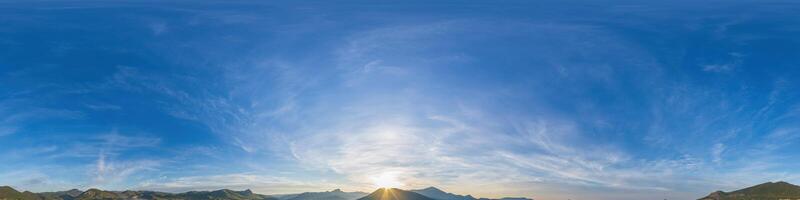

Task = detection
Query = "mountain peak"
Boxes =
[700,181,800,200]
[771,181,793,186]
[84,188,102,192]
[421,187,443,192]
[0,186,19,194]
[359,188,435,200]
[0,186,40,200]
[332,189,343,192]
[0,186,17,192]
[80,188,120,199]
[411,187,476,200]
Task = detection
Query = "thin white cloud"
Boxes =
[711,143,726,163]
[149,22,168,35]
[0,99,84,137]
[91,153,161,187]
[0,170,72,192]
[701,52,744,73]
[702,64,733,72]
[85,103,122,111]
[0,126,18,137]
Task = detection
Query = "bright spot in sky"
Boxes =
[371,172,404,189]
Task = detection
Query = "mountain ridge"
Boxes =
[0,186,40,200]
[0,186,531,200]
[410,187,475,200]
[699,181,800,200]
[284,189,367,200]
[0,187,277,200]
[357,188,434,200]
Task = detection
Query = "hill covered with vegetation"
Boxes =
[699,181,800,200]
[0,186,276,200]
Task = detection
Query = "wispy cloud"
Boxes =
[0,170,72,192]
[2,130,166,190]
[0,126,18,137]
[702,64,734,72]
[0,99,84,137]
[91,153,161,188]
[712,143,726,163]
[84,103,122,111]
[701,52,744,73]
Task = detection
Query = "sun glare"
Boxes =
[372,172,404,189]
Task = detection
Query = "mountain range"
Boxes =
[276,189,367,200]
[358,188,434,200]
[699,181,800,200]
[410,187,474,200]
[0,186,277,200]
[0,186,530,200]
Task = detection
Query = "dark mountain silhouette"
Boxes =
[272,193,300,200]
[0,186,530,200]
[410,187,475,200]
[357,188,434,200]
[699,181,800,200]
[286,189,367,200]
[0,187,277,200]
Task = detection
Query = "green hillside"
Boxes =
[0,186,40,200]
[699,181,800,200]
[38,189,81,200]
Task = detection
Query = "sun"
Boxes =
[371,172,404,189]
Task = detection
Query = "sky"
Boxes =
[1,1,800,200]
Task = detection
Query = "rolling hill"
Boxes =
[0,186,40,200]
[410,187,474,200]
[0,187,277,200]
[699,181,800,200]
[285,189,367,200]
[37,189,82,200]
[357,188,434,200]
[0,186,531,200]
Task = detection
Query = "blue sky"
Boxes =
[2,1,800,200]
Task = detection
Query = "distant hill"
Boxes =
[0,186,530,200]
[37,189,82,200]
[410,187,475,200]
[286,189,367,200]
[357,188,434,200]
[77,188,123,200]
[0,186,40,200]
[699,181,800,200]
[272,193,300,200]
[178,189,275,200]
[0,187,277,200]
